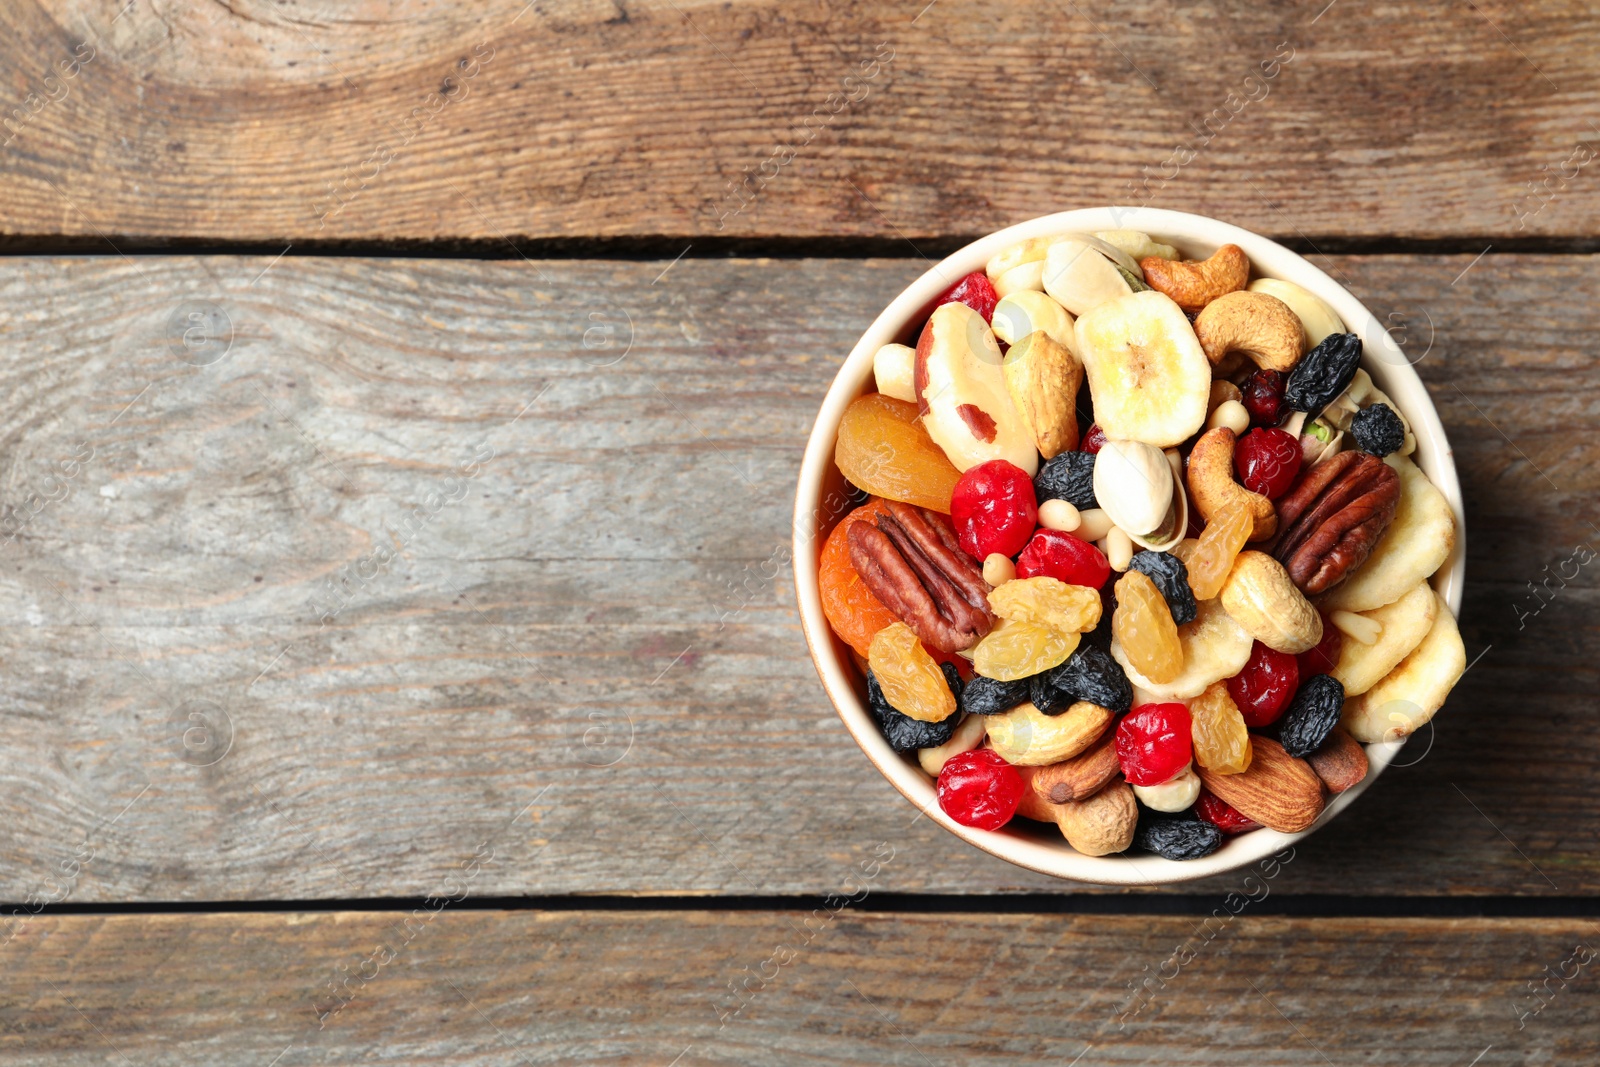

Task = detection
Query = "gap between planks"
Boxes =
[11,894,1600,919]
[0,235,1596,261]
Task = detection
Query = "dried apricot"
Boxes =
[835,394,961,513]
[1112,571,1182,684]
[988,577,1102,634]
[971,619,1080,682]
[1185,497,1253,600]
[1188,681,1253,774]
[819,498,900,657]
[868,622,958,722]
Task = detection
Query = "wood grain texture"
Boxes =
[1,910,1597,1064]
[0,253,1592,901]
[0,1,1597,244]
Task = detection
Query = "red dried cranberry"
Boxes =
[1115,703,1193,786]
[1227,641,1300,727]
[1015,529,1110,589]
[951,460,1038,560]
[936,271,1000,324]
[1241,369,1286,427]
[936,748,1024,830]
[1195,789,1260,834]
[1234,428,1303,499]
[1081,423,1107,454]
[1298,617,1342,678]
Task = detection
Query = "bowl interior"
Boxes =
[793,207,1465,885]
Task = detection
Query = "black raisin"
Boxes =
[1080,592,1115,651]
[1034,451,1098,510]
[1030,644,1132,716]
[1284,332,1363,416]
[960,674,1030,717]
[1277,673,1345,758]
[1128,550,1197,625]
[866,669,959,753]
[1350,402,1405,457]
[939,662,965,704]
[1136,816,1223,860]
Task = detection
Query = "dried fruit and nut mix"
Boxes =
[821,232,1464,861]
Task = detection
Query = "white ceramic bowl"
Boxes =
[794,208,1465,885]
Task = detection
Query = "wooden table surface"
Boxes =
[2,1,1597,1063]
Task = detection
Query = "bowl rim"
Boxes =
[792,207,1465,885]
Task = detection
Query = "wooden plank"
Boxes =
[0,910,1596,1063]
[1,2,1597,244]
[0,253,1593,901]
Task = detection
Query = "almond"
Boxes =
[1219,550,1324,654]
[1029,728,1119,804]
[1306,727,1369,794]
[1196,735,1324,833]
[1056,779,1138,856]
[1013,765,1060,823]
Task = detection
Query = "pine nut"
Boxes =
[1037,498,1081,532]
[983,552,1016,587]
[1075,507,1115,542]
[1106,527,1134,572]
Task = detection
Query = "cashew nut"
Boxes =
[992,290,1076,351]
[917,712,987,776]
[1139,243,1250,312]
[1094,229,1178,263]
[1248,277,1345,346]
[986,236,1053,281]
[1130,763,1201,812]
[984,700,1113,765]
[1193,290,1307,372]
[1186,427,1277,541]
[1219,550,1324,654]
[993,260,1046,298]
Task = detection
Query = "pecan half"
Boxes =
[1270,451,1399,595]
[847,501,994,652]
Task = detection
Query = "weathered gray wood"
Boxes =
[0,254,1592,901]
[0,910,1595,1064]
[0,1,1597,243]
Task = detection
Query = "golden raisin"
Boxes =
[1186,498,1254,601]
[835,394,961,513]
[1112,571,1182,684]
[868,622,957,722]
[970,619,1080,682]
[1188,681,1253,774]
[987,576,1102,634]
